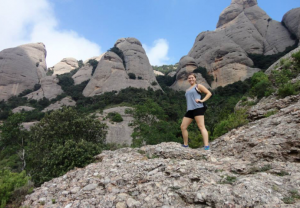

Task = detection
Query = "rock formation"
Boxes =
[265,46,300,75]
[51,58,79,75]
[25,76,63,100]
[83,54,104,64]
[171,56,211,91]
[72,64,93,85]
[153,70,164,76]
[0,43,46,101]
[12,106,35,114]
[97,106,134,145]
[179,0,296,89]
[83,38,161,97]
[42,97,76,112]
[282,8,300,41]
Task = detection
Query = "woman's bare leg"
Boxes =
[195,116,209,146]
[180,117,193,146]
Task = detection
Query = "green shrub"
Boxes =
[248,43,298,71]
[46,69,54,76]
[278,82,300,98]
[88,59,99,76]
[108,46,126,68]
[33,84,41,91]
[107,112,123,122]
[18,89,33,97]
[26,107,107,185]
[128,73,136,79]
[250,72,273,98]
[0,170,32,208]
[213,109,248,139]
[151,81,158,86]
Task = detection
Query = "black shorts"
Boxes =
[184,107,206,119]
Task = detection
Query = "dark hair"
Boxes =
[187,73,196,78]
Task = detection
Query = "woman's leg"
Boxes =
[180,117,193,146]
[194,116,209,146]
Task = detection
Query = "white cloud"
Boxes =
[0,0,101,67]
[143,39,170,66]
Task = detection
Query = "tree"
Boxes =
[26,107,107,185]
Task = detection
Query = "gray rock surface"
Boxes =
[51,57,78,75]
[182,0,296,89]
[0,43,46,101]
[265,46,300,75]
[42,97,76,112]
[21,121,39,131]
[83,54,104,64]
[97,106,134,145]
[153,70,164,76]
[23,140,300,207]
[72,64,93,85]
[25,76,63,100]
[83,38,161,97]
[167,71,176,77]
[282,7,300,40]
[171,56,210,91]
[12,106,35,114]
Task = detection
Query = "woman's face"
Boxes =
[188,75,196,85]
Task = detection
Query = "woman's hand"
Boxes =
[195,99,203,103]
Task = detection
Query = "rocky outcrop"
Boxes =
[83,54,104,64]
[182,0,296,89]
[23,139,300,207]
[213,95,300,163]
[167,71,176,77]
[97,106,134,145]
[282,8,300,40]
[51,58,79,75]
[42,97,76,112]
[21,121,39,131]
[171,56,210,91]
[72,64,93,85]
[265,46,300,75]
[72,54,104,85]
[153,70,164,76]
[83,38,161,97]
[12,106,35,114]
[25,76,63,100]
[0,43,46,101]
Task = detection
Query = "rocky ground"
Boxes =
[23,96,300,207]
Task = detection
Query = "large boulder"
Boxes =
[51,57,79,75]
[25,76,63,100]
[0,43,46,101]
[171,56,210,91]
[282,7,300,41]
[83,38,161,97]
[182,0,295,89]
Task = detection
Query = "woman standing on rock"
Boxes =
[181,73,212,150]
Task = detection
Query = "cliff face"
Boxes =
[0,43,47,101]
[174,0,297,89]
[83,38,161,97]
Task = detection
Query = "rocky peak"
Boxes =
[217,0,258,28]
[0,43,47,101]
[51,57,79,75]
[231,0,257,8]
[83,37,161,97]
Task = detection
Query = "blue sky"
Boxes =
[0,0,299,67]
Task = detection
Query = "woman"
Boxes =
[181,73,212,150]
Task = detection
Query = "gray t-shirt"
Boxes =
[185,85,204,111]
